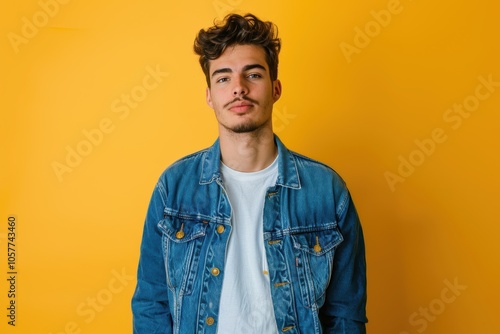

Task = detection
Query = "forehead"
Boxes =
[209,44,268,74]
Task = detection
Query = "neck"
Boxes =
[219,127,277,172]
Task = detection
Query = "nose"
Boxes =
[232,76,248,96]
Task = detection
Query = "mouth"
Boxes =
[226,98,257,114]
[229,103,253,113]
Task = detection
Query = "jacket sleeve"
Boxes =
[319,187,368,333]
[131,180,173,334]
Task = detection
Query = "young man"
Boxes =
[132,13,367,333]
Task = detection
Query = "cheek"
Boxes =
[210,88,226,105]
[208,90,226,109]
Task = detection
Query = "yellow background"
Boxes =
[1,0,499,333]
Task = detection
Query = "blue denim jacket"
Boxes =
[132,136,367,333]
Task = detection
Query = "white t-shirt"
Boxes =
[217,157,279,334]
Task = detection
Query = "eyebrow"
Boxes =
[211,64,267,78]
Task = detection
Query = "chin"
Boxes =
[220,118,272,135]
[230,124,261,133]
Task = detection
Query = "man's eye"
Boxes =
[248,73,262,79]
[216,77,229,83]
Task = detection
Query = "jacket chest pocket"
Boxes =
[158,215,208,296]
[291,223,343,308]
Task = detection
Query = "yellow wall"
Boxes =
[1,0,499,333]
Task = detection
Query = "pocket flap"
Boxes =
[158,215,208,243]
[291,223,343,256]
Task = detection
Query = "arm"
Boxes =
[320,189,367,333]
[131,180,173,334]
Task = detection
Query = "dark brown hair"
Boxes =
[193,13,281,87]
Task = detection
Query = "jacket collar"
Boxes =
[200,135,301,189]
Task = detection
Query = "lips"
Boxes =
[228,102,253,113]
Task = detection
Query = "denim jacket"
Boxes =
[132,135,367,333]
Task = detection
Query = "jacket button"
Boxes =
[216,225,225,234]
[314,236,321,253]
[206,316,215,326]
[211,267,220,276]
[175,231,185,239]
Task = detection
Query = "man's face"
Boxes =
[206,44,281,134]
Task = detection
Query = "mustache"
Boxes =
[224,96,259,109]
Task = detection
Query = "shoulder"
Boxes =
[284,148,354,220]
[157,146,210,182]
[168,147,209,170]
[289,150,346,186]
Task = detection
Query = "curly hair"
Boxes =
[193,13,281,87]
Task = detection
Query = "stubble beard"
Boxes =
[224,121,262,134]
[221,112,273,135]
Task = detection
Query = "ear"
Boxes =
[272,80,282,102]
[206,87,213,108]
